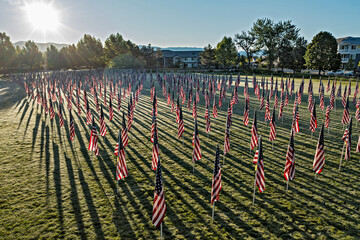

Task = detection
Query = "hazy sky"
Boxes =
[1,0,359,47]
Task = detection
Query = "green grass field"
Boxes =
[0,75,359,239]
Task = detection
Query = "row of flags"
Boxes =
[14,69,360,234]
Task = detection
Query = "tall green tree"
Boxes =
[234,31,257,68]
[215,37,238,69]
[77,34,104,68]
[104,33,130,64]
[21,40,43,70]
[199,44,216,69]
[304,31,341,75]
[290,37,307,72]
[45,45,63,70]
[0,33,17,73]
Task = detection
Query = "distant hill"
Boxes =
[13,41,70,52]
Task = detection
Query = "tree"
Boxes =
[21,40,43,70]
[0,33,17,73]
[60,44,81,69]
[45,45,63,70]
[199,44,216,69]
[290,37,307,72]
[234,31,257,68]
[104,33,129,64]
[304,31,341,75]
[250,18,300,71]
[140,44,158,68]
[215,37,238,69]
[77,34,104,68]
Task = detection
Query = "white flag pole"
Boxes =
[212,202,215,222]
[160,222,163,240]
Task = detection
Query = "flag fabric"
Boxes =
[100,106,107,137]
[344,117,353,161]
[224,116,230,155]
[342,98,350,125]
[211,144,222,205]
[49,101,55,120]
[265,95,270,122]
[192,119,202,162]
[213,96,218,118]
[269,107,276,141]
[325,106,330,128]
[109,98,114,121]
[122,112,129,147]
[178,106,185,139]
[88,117,99,156]
[192,96,197,119]
[69,110,75,141]
[86,102,92,125]
[310,101,317,132]
[152,157,166,228]
[278,95,284,119]
[152,125,160,170]
[284,130,295,181]
[243,100,249,126]
[356,135,360,153]
[313,124,325,174]
[116,128,128,180]
[255,137,265,193]
[58,104,65,127]
[251,111,258,150]
[292,105,300,133]
[151,110,156,142]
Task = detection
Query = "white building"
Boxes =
[337,37,360,69]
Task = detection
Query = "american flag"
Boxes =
[100,106,107,137]
[213,96,218,118]
[259,90,265,110]
[308,91,313,111]
[226,102,232,128]
[116,128,128,180]
[264,94,270,122]
[342,98,350,125]
[205,103,209,119]
[117,91,121,112]
[284,130,295,181]
[76,94,81,115]
[224,116,230,156]
[152,125,160,170]
[67,93,72,111]
[255,137,265,193]
[88,117,99,156]
[58,104,65,127]
[109,98,114,121]
[337,81,342,98]
[152,156,166,228]
[205,106,211,133]
[325,105,330,128]
[326,77,331,92]
[153,93,158,116]
[292,105,300,133]
[243,100,249,126]
[49,101,55,120]
[278,95,284,119]
[211,144,221,204]
[151,110,156,142]
[127,101,133,131]
[192,119,202,162]
[313,124,325,174]
[192,96,197,119]
[330,83,335,110]
[176,98,180,123]
[178,106,185,139]
[86,101,92,125]
[269,107,276,141]
[310,101,317,132]
[356,105,360,121]
[251,111,258,150]
[344,117,352,161]
[342,85,348,107]
[69,110,75,141]
[356,135,360,153]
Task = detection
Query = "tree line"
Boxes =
[0,18,342,74]
[200,18,341,74]
[0,33,163,73]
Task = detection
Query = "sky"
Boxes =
[0,0,359,48]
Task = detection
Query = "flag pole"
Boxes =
[272,140,274,150]
[311,131,313,139]
[339,141,346,171]
[212,202,215,222]
[160,222,163,240]
[286,179,289,192]
[252,170,257,205]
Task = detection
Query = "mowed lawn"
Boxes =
[0,75,359,239]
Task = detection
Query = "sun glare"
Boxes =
[23,2,60,32]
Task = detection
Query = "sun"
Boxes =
[23,2,60,32]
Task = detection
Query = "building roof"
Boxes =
[337,37,360,45]
[162,50,202,58]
